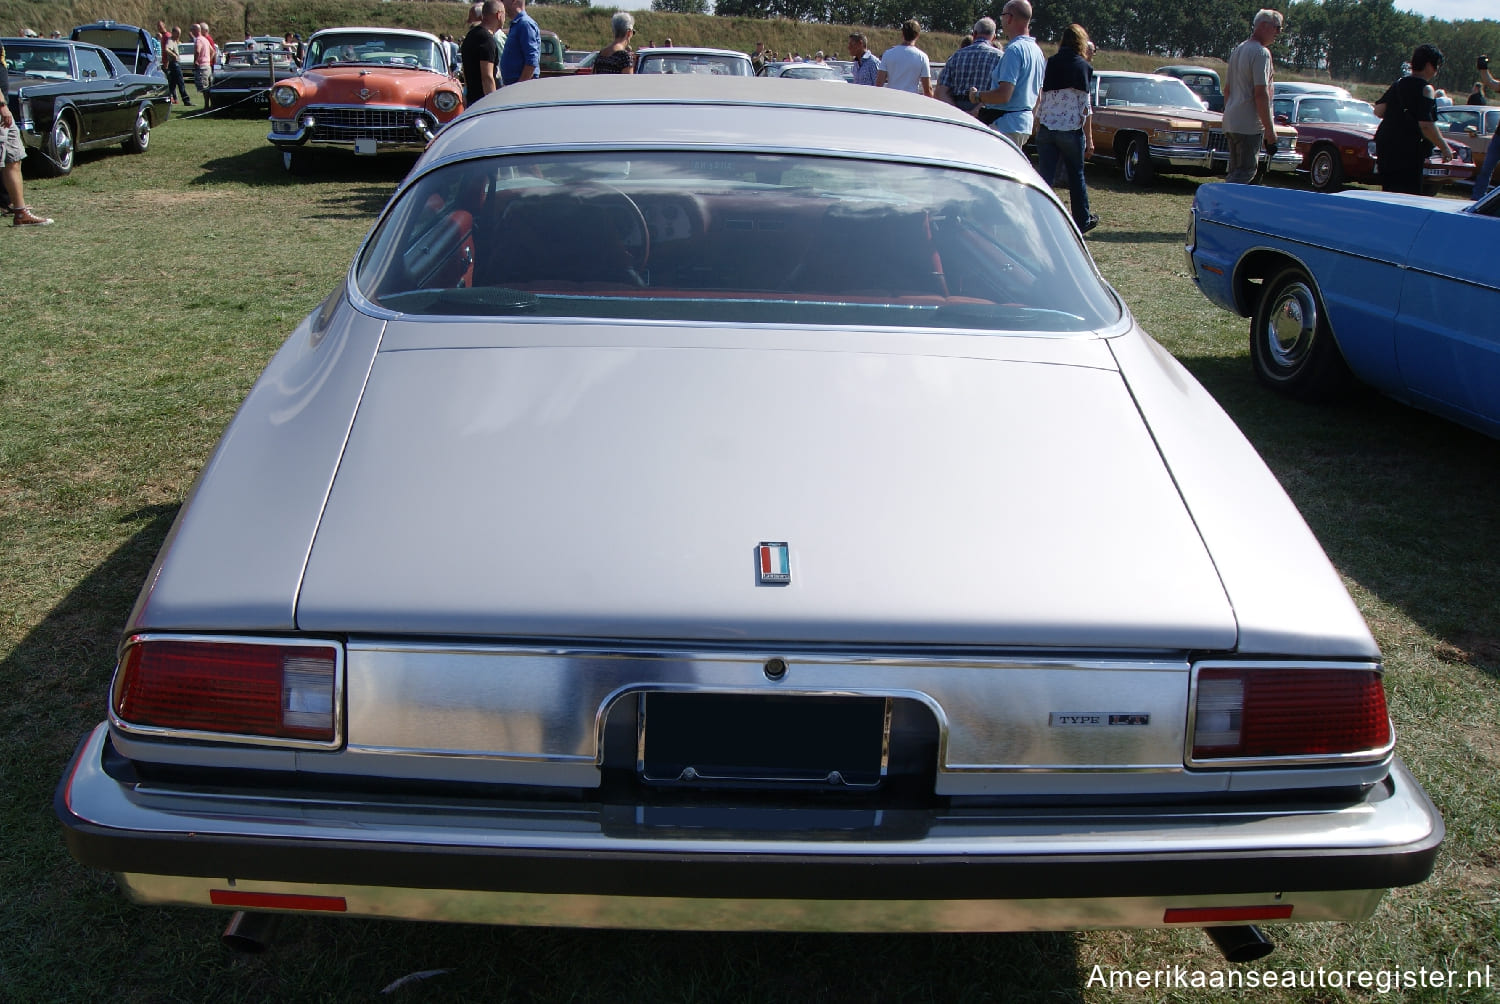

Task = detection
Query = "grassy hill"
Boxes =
[3,0,1372,95]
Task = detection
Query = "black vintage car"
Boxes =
[3,37,170,176]
[206,45,297,112]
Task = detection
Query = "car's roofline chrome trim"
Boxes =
[457,93,1009,141]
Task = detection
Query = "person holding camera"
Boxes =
[1472,53,1499,200]
[1373,43,1454,195]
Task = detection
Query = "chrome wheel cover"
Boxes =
[1263,280,1318,370]
[50,117,74,170]
[1310,150,1334,188]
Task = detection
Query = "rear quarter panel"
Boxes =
[1189,186,1431,397]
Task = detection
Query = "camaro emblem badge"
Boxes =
[756,542,790,585]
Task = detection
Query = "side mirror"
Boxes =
[1274,113,1290,125]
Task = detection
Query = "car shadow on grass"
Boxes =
[191,144,410,218]
[1180,354,1500,684]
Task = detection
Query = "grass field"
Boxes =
[2,104,1497,1002]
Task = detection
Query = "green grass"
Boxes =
[3,109,1497,1002]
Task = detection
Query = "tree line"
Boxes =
[653,0,1500,88]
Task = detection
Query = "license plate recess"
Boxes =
[639,693,889,790]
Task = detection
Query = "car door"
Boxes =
[1392,196,1500,434]
[72,45,128,141]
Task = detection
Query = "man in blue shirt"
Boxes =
[500,0,539,86]
[969,1,1045,147]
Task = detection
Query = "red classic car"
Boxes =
[267,27,462,174]
[1274,92,1474,193]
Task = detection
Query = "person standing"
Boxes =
[161,26,191,105]
[500,0,539,86]
[593,11,635,75]
[1034,23,1097,233]
[1471,56,1500,199]
[1373,44,1454,195]
[461,1,502,105]
[846,33,880,86]
[936,18,1003,122]
[751,41,766,74]
[190,24,215,96]
[877,20,933,96]
[2,45,53,225]
[1468,81,1487,105]
[969,1,1045,148]
[1222,10,1283,184]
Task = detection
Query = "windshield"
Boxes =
[356,151,1119,332]
[1097,75,1205,111]
[306,33,444,72]
[778,65,843,81]
[637,53,752,76]
[1294,97,1379,126]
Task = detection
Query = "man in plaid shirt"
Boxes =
[937,18,1003,123]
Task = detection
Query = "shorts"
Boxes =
[3,123,27,167]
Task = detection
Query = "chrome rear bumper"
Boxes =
[57,724,1443,932]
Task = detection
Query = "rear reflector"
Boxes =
[113,637,340,745]
[1191,666,1390,762]
[1164,905,1294,924]
[210,889,347,912]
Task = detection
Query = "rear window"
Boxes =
[356,151,1120,332]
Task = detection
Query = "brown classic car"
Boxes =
[1274,92,1475,193]
[267,27,463,174]
[1089,70,1299,185]
[1437,104,1497,190]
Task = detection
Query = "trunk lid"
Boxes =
[297,328,1235,648]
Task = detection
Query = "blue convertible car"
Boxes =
[1186,185,1499,438]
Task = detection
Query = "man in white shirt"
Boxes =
[877,20,933,96]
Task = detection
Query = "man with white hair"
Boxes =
[1222,9,1284,184]
[936,18,1003,122]
[968,1,1044,147]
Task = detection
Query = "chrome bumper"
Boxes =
[58,724,1443,932]
[1150,144,1214,170]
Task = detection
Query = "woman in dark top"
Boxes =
[593,11,635,75]
[1373,43,1455,194]
[1034,24,1097,232]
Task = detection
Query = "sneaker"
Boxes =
[13,207,54,226]
[1080,214,1100,234]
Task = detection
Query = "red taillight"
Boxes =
[113,637,339,744]
[1191,666,1391,763]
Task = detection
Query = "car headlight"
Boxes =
[1367,141,1378,159]
[1277,136,1296,152]
[1154,130,1204,146]
[433,90,459,113]
[272,85,299,108]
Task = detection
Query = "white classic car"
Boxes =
[58,77,1440,962]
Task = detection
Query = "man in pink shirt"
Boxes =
[191,23,215,95]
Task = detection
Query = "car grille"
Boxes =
[306,105,422,143]
[1207,130,1228,152]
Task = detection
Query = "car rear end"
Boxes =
[59,80,1442,953]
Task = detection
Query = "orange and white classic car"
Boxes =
[267,27,463,173]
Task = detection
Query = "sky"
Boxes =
[1392,0,1496,21]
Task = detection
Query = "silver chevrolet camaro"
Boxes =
[56,78,1440,960]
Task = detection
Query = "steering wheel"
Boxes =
[580,183,650,274]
